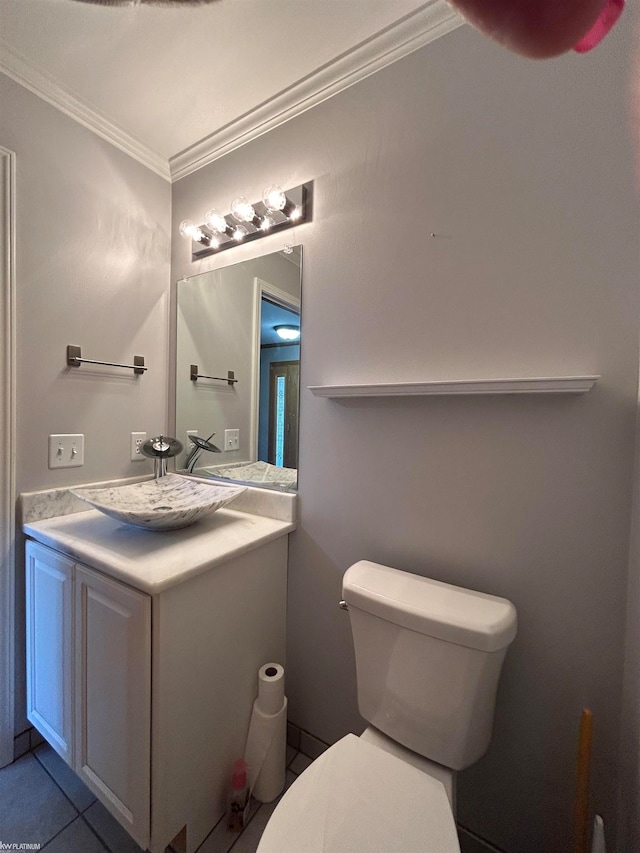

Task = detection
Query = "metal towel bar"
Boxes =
[67,345,146,374]
[190,364,237,385]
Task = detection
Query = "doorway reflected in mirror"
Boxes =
[260,296,299,469]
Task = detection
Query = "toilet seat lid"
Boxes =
[257,734,460,853]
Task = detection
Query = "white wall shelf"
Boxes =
[308,376,600,398]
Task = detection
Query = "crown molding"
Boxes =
[0,0,462,184]
[0,42,171,181]
[170,0,463,181]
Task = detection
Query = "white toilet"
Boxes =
[257,560,517,853]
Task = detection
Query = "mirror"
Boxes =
[176,245,302,491]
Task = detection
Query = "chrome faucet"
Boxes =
[141,435,184,478]
[185,433,222,473]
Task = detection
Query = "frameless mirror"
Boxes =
[175,245,301,491]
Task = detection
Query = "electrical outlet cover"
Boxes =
[130,432,147,462]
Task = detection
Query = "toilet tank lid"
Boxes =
[343,561,517,652]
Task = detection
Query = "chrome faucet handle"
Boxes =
[185,432,223,474]
[188,434,222,453]
[141,435,184,478]
[141,435,183,458]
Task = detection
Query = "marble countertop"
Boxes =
[24,508,295,595]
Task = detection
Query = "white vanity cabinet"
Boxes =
[74,563,152,844]
[26,540,151,847]
[23,507,290,853]
[25,542,75,765]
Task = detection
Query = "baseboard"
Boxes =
[287,721,330,761]
[13,725,44,761]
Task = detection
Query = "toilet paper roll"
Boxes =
[256,662,285,716]
[244,696,288,803]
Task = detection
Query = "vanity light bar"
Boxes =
[182,182,312,261]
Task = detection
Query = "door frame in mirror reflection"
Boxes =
[252,277,300,467]
[268,359,299,468]
[176,246,302,491]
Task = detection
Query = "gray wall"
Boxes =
[620,422,640,850]
[172,20,639,853]
[0,73,171,495]
[1,72,171,731]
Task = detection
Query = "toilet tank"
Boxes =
[343,561,517,771]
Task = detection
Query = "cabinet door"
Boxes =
[25,541,74,764]
[74,565,151,849]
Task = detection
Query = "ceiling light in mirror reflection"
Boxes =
[275,325,300,341]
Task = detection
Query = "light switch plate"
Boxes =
[48,434,84,468]
[224,429,239,451]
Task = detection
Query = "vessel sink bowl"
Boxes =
[70,473,246,531]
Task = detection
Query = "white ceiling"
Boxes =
[0,0,462,180]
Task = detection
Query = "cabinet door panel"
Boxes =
[25,541,74,764]
[74,565,151,849]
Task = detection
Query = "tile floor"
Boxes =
[0,739,310,853]
[1,733,496,853]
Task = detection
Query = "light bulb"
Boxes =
[204,208,228,234]
[233,225,248,241]
[179,219,208,244]
[289,206,301,221]
[274,325,300,341]
[262,185,287,212]
[260,214,276,231]
[230,196,256,223]
[179,219,198,239]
